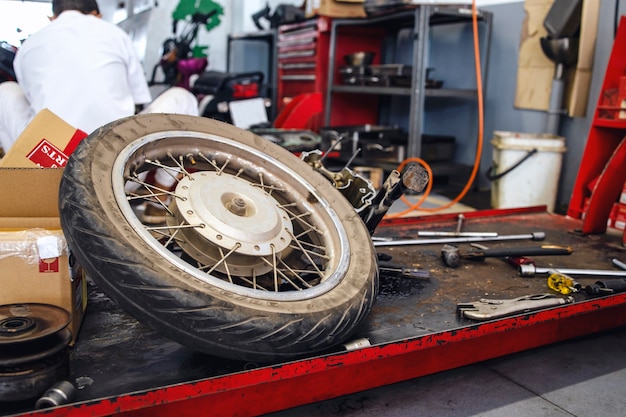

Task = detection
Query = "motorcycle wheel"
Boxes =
[59,114,378,362]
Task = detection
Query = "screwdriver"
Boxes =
[547,269,581,295]
[379,265,430,280]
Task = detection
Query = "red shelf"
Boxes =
[567,16,626,245]
[594,118,626,129]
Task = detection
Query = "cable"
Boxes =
[383,0,484,218]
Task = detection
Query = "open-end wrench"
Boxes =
[373,232,545,247]
[519,264,626,278]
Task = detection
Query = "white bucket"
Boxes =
[489,131,566,212]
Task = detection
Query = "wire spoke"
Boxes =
[123,145,337,294]
[276,259,315,288]
[205,243,242,276]
[259,257,309,290]
[287,229,324,277]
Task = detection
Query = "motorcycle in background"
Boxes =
[149,1,267,124]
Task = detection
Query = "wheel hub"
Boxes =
[170,171,294,277]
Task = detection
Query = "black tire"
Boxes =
[59,114,378,362]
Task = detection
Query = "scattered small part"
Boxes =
[585,278,626,296]
[455,214,465,234]
[35,381,76,409]
[547,270,581,295]
[379,265,430,280]
[342,338,371,351]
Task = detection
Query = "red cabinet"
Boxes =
[276,17,383,130]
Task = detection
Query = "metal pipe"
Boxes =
[519,264,626,278]
[612,258,626,271]
[374,232,545,247]
[417,231,498,237]
[455,214,465,234]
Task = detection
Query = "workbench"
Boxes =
[4,207,626,417]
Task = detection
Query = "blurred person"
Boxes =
[0,0,198,152]
[0,0,198,223]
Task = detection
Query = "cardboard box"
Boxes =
[305,0,366,18]
[0,111,88,343]
[0,108,87,168]
[0,227,87,344]
[515,0,600,118]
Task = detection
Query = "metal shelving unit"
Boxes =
[324,5,492,160]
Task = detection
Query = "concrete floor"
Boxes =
[264,325,626,417]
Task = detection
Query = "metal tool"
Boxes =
[441,244,573,268]
[547,270,581,294]
[35,381,76,409]
[417,213,498,238]
[612,258,626,271]
[455,213,465,234]
[418,231,498,238]
[585,278,626,296]
[362,163,430,234]
[457,293,574,321]
[470,243,535,267]
[374,232,545,247]
[379,265,430,280]
[519,264,626,278]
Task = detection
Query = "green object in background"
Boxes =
[172,0,224,32]
[192,45,209,58]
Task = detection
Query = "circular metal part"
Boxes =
[0,348,70,402]
[0,316,35,335]
[173,171,293,256]
[0,328,72,367]
[0,304,70,345]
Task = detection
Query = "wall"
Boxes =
[478,0,619,213]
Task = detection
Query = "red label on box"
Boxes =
[26,138,69,167]
[39,257,60,273]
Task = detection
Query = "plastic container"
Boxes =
[489,131,567,212]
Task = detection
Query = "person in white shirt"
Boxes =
[0,0,198,152]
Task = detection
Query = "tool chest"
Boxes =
[3,206,626,417]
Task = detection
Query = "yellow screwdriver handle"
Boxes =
[547,270,578,295]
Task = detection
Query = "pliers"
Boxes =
[457,293,574,321]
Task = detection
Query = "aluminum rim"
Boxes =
[111,130,352,301]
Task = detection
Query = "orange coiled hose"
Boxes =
[384,0,484,218]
